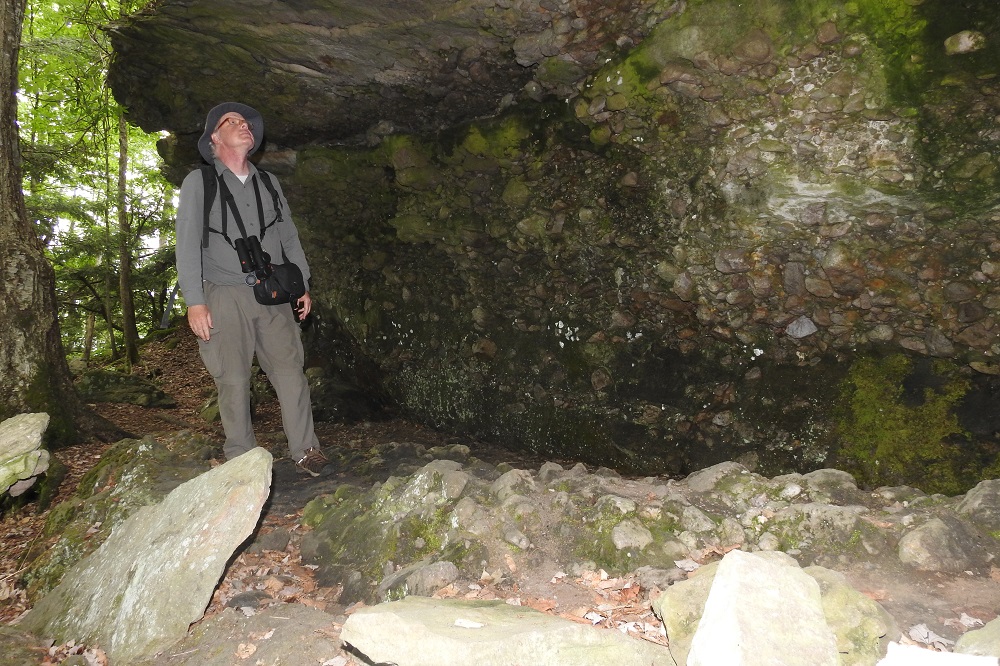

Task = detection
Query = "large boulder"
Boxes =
[20,448,273,664]
[21,434,215,599]
[686,550,839,666]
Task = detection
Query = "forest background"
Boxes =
[18,0,172,373]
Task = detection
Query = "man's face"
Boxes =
[212,112,255,154]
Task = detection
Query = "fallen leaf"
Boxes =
[943,613,984,630]
[862,516,894,529]
[300,596,327,610]
[344,601,367,615]
[248,629,275,641]
[432,584,459,599]
[558,611,593,625]
[504,552,517,573]
[235,643,257,659]
[526,597,557,612]
[908,623,954,649]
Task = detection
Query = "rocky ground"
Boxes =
[3,328,1000,665]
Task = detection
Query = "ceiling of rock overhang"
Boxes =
[107,0,671,165]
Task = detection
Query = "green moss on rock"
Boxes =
[835,354,970,494]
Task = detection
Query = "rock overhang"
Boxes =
[106,0,665,170]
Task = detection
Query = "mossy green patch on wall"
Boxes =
[835,353,970,495]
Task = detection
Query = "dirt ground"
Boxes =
[3,327,1000,664]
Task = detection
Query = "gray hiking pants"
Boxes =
[198,282,319,461]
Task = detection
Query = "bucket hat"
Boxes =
[198,102,264,163]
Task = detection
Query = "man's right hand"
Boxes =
[188,304,213,341]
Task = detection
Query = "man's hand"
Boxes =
[295,291,313,319]
[188,304,213,341]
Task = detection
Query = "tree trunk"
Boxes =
[0,0,125,443]
[83,313,96,366]
[118,112,139,369]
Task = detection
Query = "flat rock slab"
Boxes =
[0,413,50,495]
[341,596,675,666]
[132,603,343,666]
[21,448,273,664]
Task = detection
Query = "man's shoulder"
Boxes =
[182,166,209,184]
[181,164,220,191]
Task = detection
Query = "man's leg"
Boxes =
[199,283,258,460]
[216,380,256,460]
[254,304,320,461]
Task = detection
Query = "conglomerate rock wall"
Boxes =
[109,0,1000,491]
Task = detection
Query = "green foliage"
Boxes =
[18,0,173,360]
[836,354,970,494]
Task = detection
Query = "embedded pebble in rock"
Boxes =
[786,315,819,339]
[944,30,987,55]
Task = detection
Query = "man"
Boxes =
[175,101,328,475]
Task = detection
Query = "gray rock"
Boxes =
[653,560,720,665]
[379,559,460,598]
[21,435,213,599]
[685,461,748,492]
[537,461,565,485]
[686,550,839,666]
[341,596,675,666]
[955,615,1000,657]
[945,30,986,56]
[131,604,343,666]
[75,369,176,407]
[897,516,988,573]
[805,565,899,664]
[786,315,819,338]
[716,248,752,274]
[801,468,865,504]
[612,518,654,550]
[491,468,536,501]
[21,448,273,664]
[784,262,808,296]
[0,413,50,497]
[956,479,1000,532]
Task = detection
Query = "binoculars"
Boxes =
[235,236,271,286]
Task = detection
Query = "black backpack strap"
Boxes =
[200,165,217,248]
[257,170,284,240]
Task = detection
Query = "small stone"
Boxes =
[786,316,819,339]
[863,212,894,229]
[816,21,842,45]
[733,29,774,65]
[945,30,986,56]
[925,329,956,357]
[943,281,977,302]
[715,248,752,274]
[611,519,654,551]
[868,324,895,342]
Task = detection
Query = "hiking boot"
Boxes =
[295,447,328,476]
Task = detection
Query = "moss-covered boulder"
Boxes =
[75,369,176,408]
[20,433,214,599]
